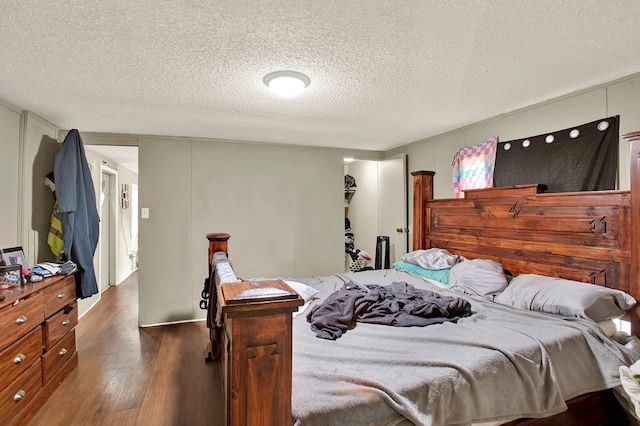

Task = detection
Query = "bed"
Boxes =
[204,136,640,426]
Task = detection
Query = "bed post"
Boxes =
[205,233,230,361]
[411,171,435,251]
[207,233,230,266]
[623,133,640,335]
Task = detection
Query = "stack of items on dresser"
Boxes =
[29,261,77,279]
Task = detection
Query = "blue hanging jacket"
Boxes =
[54,129,100,299]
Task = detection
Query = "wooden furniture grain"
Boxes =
[411,143,640,337]
[219,280,302,426]
[206,234,303,426]
[0,273,78,426]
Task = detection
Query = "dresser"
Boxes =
[0,274,78,425]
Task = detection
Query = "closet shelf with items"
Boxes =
[344,174,356,216]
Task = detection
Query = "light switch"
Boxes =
[141,208,149,219]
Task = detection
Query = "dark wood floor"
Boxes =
[28,272,225,426]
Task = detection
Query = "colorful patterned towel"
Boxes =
[451,137,498,198]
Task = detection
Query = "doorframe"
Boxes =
[378,153,408,261]
[99,164,119,292]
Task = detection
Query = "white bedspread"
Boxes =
[288,270,639,426]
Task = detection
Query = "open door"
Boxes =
[99,164,118,293]
[378,153,408,264]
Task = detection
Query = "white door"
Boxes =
[378,153,408,265]
[99,173,111,293]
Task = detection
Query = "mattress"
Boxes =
[286,269,639,426]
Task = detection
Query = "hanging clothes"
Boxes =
[48,200,64,257]
[54,129,100,299]
[451,136,498,198]
[44,171,64,258]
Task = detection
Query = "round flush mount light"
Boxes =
[264,71,310,97]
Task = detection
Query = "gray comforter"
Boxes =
[289,270,639,426]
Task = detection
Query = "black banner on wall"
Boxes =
[494,116,619,192]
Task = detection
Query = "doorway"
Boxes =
[344,154,407,270]
[99,165,118,293]
[378,153,408,261]
[78,144,139,319]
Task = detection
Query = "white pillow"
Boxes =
[596,320,617,337]
[449,259,508,299]
[494,274,636,322]
[284,280,319,318]
[402,248,461,270]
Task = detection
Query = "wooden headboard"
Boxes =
[411,137,640,336]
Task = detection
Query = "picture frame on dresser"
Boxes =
[2,246,28,269]
[0,263,24,288]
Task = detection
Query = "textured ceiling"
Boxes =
[2,1,640,152]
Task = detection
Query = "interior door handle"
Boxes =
[396,227,409,234]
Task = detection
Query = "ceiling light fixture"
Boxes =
[264,71,310,97]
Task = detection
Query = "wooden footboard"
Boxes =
[206,234,303,425]
[218,281,303,425]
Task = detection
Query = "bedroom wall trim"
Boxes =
[75,130,385,161]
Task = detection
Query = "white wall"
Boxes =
[0,100,21,248]
[114,135,345,326]
[20,112,59,267]
[0,106,58,266]
[391,73,640,250]
[115,166,139,278]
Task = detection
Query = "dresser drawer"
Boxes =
[42,328,76,385]
[43,276,75,317]
[0,292,44,351]
[44,301,78,349]
[0,358,42,426]
[0,326,43,389]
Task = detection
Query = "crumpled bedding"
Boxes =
[307,280,472,340]
[288,269,640,426]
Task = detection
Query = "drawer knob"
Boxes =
[14,390,26,402]
[14,353,26,364]
[62,319,70,326]
[15,315,27,325]
[59,348,68,357]
[57,292,65,298]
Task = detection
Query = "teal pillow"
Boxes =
[393,261,450,285]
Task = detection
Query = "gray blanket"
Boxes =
[288,270,640,426]
[307,281,472,340]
